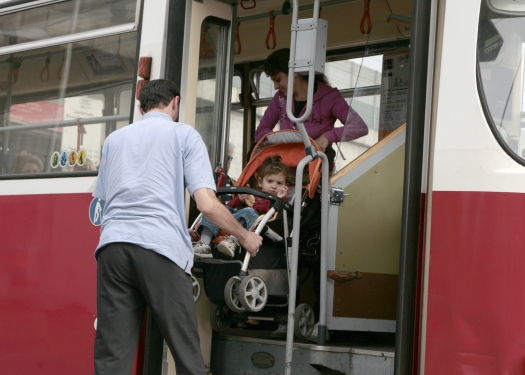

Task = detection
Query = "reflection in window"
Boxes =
[195,18,229,167]
[477,2,525,159]
[0,0,137,48]
[228,74,244,180]
[0,32,137,176]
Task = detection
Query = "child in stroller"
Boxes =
[193,155,290,259]
[192,130,324,338]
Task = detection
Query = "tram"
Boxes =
[0,0,524,374]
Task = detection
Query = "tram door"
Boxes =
[165,0,234,373]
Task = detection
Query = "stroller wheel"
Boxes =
[224,276,245,313]
[239,275,268,312]
[191,274,201,303]
[294,304,315,339]
[210,304,231,333]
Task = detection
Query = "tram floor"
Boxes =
[219,324,396,352]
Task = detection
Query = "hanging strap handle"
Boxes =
[265,11,276,50]
[235,22,242,55]
[360,0,372,35]
[40,52,51,82]
[240,0,256,10]
[58,49,66,80]
[7,57,22,84]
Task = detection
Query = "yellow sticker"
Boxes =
[68,150,78,166]
[77,149,87,166]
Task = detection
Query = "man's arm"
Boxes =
[194,188,262,256]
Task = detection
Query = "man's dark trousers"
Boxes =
[94,242,205,375]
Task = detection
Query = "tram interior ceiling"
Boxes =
[228,0,412,64]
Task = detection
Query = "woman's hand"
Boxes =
[277,185,288,199]
[314,134,329,151]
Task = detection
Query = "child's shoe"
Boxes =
[193,240,212,259]
[217,236,239,258]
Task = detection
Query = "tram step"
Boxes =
[211,333,394,374]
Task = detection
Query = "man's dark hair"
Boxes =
[139,79,180,112]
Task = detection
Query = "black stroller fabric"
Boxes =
[202,209,289,305]
[201,190,323,305]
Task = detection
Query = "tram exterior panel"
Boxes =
[422,0,525,373]
[0,179,99,373]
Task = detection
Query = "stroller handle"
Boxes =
[216,186,292,212]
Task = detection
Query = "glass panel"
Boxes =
[257,73,276,99]
[326,56,382,90]
[334,95,381,172]
[477,1,525,159]
[0,31,137,176]
[195,19,229,166]
[0,0,137,48]
[228,108,243,180]
[232,75,241,104]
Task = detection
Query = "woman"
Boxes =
[254,48,369,340]
[255,48,369,159]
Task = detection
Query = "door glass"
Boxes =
[477,1,525,160]
[195,18,229,166]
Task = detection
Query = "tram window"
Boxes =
[0,32,137,176]
[477,1,525,161]
[195,18,230,168]
[0,0,138,49]
[117,89,133,130]
[253,55,385,172]
[228,74,243,180]
[258,73,277,99]
[232,75,242,104]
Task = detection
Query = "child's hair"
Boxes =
[257,155,289,182]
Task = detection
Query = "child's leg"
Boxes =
[232,208,260,230]
[199,227,213,245]
[197,206,237,243]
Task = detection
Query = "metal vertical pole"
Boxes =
[284,156,312,375]
[283,0,325,372]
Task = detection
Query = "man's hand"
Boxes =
[237,231,262,257]
[277,185,288,199]
[194,187,262,256]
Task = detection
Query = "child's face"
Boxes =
[258,173,287,195]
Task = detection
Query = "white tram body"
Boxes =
[0,0,524,374]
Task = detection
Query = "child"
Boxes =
[194,155,289,259]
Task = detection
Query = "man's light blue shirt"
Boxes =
[93,112,216,273]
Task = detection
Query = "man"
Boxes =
[93,79,262,374]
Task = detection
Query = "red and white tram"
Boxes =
[0,0,524,374]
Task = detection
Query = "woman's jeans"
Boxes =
[198,206,260,238]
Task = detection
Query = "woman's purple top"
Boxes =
[255,81,369,144]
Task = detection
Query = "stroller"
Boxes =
[192,130,323,339]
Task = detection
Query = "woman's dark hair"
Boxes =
[139,79,181,112]
[257,155,289,181]
[262,48,329,86]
